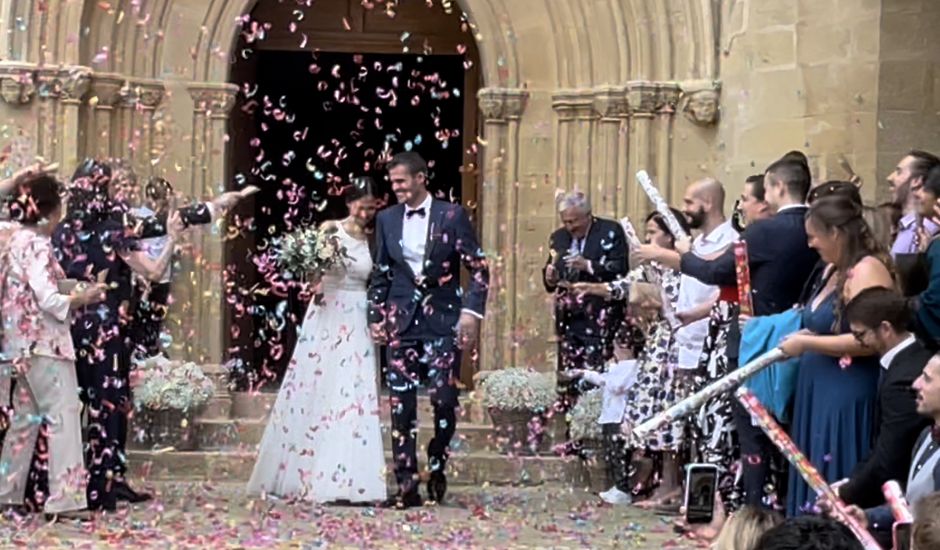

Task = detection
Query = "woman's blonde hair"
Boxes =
[712,506,783,550]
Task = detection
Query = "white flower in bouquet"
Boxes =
[568,389,603,441]
[133,360,215,412]
[480,368,557,412]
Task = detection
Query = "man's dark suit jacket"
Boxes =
[368,200,489,340]
[542,217,628,340]
[840,338,933,507]
[680,206,819,360]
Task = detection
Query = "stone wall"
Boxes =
[1,0,939,374]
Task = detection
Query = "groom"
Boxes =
[368,152,489,509]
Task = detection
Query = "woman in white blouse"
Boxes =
[0,175,106,518]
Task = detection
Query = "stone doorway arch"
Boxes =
[222,0,487,386]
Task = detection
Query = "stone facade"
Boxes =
[1,0,939,373]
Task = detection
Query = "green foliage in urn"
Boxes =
[568,389,603,441]
[480,368,557,412]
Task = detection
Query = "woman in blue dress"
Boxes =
[779,194,894,517]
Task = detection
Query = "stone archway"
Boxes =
[0,0,729,374]
[221,0,488,384]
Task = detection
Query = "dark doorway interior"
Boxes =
[229,50,466,388]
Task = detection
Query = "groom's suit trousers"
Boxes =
[386,336,460,491]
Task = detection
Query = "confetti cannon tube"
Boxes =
[632,348,787,438]
[619,216,681,328]
[736,387,883,550]
[619,216,643,251]
[882,481,914,523]
[734,241,754,317]
[635,170,690,241]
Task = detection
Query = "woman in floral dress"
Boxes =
[575,208,690,504]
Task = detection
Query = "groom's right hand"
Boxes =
[370,322,388,344]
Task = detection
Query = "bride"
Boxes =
[247,177,386,504]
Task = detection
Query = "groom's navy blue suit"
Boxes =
[368,197,488,493]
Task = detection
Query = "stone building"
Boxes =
[1,0,938,377]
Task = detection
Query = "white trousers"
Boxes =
[0,356,86,513]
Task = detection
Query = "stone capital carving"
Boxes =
[188,82,239,118]
[0,62,37,105]
[592,86,629,119]
[477,87,528,122]
[625,81,681,115]
[89,73,128,107]
[36,66,92,102]
[123,78,165,109]
[679,79,721,126]
[552,89,596,121]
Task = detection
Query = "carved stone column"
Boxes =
[180,82,238,365]
[36,66,91,173]
[552,90,597,195]
[592,87,629,218]
[625,81,680,223]
[128,79,165,176]
[86,73,126,160]
[0,63,38,169]
[477,87,527,371]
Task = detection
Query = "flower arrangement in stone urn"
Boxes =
[480,368,556,455]
[130,356,215,450]
[568,389,603,451]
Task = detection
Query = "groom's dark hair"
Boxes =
[388,152,428,177]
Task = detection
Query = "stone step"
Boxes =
[127,449,589,487]
[229,391,490,424]
[192,418,533,455]
[198,394,233,420]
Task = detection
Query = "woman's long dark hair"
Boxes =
[66,158,115,224]
[645,207,691,250]
[806,195,892,326]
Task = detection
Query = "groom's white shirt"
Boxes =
[401,193,433,277]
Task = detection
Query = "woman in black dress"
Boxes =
[53,160,183,511]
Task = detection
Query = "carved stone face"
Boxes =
[685,91,719,125]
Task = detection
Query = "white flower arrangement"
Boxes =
[276,225,348,280]
[133,356,215,412]
[480,368,557,412]
[568,389,603,441]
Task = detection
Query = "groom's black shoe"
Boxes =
[113,481,153,504]
[381,490,423,510]
[427,471,447,504]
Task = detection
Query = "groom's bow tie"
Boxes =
[406,207,427,219]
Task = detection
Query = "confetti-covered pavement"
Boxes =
[0,482,706,549]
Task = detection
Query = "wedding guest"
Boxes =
[913,491,940,550]
[574,208,691,507]
[779,195,894,517]
[838,287,932,508]
[666,158,818,508]
[755,516,863,550]
[542,192,627,410]
[713,506,783,550]
[633,178,738,509]
[0,175,106,518]
[887,151,940,256]
[735,174,772,230]
[53,162,184,511]
[835,354,940,544]
[910,165,940,348]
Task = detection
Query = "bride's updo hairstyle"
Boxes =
[344,176,376,204]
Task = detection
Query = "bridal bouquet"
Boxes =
[276,225,348,281]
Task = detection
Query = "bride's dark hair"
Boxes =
[344,176,376,204]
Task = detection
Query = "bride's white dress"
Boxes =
[247,223,386,503]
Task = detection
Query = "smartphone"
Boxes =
[684,463,719,524]
[893,521,912,550]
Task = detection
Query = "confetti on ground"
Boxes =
[0,482,702,549]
